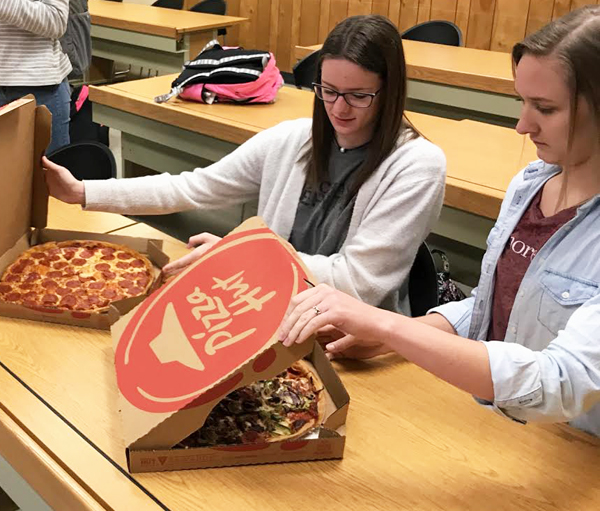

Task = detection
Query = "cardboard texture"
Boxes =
[112,217,349,472]
[0,98,170,330]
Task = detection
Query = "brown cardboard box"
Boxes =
[0,96,170,329]
[112,217,349,472]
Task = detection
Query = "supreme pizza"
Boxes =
[0,240,154,313]
[177,360,325,448]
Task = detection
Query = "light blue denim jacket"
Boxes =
[431,160,600,436]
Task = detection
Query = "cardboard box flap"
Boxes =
[112,217,318,450]
[0,97,50,257]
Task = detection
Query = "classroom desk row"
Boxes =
[89,0,247,76]
[295,40,521,124]
[89,74,537,249]
[1,200,599,511]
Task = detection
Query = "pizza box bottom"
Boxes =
[0,228,169,330]
[126,343,349,472]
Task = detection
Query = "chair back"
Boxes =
[152,0,183,10]
[407,242,439,317]
[47,142,116,181]
[401,20,463,46]
[191,0,227,36]
[293,50,321,89]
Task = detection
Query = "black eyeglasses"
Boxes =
[312,83,380,108]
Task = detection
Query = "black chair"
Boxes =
[293,50,321,89]
[190,0,228,36]
[407,242,439,317]
[47,142,116,181]
[401,20,463,47]
[152,0,183,9]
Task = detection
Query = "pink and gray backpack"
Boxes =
[155,40,284,105]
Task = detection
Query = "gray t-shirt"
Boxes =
[289,143,367,256]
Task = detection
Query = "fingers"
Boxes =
[163,244,212,277]
[324,334,358,354]
[187,232,221,249]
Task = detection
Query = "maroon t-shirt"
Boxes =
[487,190,578,341]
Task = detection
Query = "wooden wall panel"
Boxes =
[299,0,321,45]
[227,0,599,72]
[525,0,553,36]
[430,0,457,21]
[398,0,420,32]
[454,0,471,41]
[490,0,530,52]
[465,0,496,49]
[417,0,433,23]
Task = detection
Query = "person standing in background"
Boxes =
[60,0,92,80]
[0,0,72,154]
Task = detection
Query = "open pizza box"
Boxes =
[112,217,349,472]
[0,96,170,330]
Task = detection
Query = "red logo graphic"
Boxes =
[115,230,306,413]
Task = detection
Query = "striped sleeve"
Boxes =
[0,0,69,39]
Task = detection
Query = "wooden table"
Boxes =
[1,206,600,511]
[46,197,136,233]
[295,40,521,125]
[89,74,536,248]
[89,0,246,76]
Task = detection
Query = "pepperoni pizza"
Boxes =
[0,240,154,313]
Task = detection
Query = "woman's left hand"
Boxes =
[279,283,391,349]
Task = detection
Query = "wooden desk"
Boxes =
[89,0,246,76]
[295,40,521,124]
[1,206,599,511]
[46,197,137,233]
[89,74,536,248]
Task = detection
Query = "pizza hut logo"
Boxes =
[115,229,306,413]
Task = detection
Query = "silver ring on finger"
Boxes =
[313,305,321,316]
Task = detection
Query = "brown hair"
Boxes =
[305,14,415,196]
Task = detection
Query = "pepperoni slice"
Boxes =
[22,259,33,267]
[117,252,133,260]
[95,263,111,271]
[123,272,137,280]
[5,292,21,301]
[25,272,40,282]
[101,255,115,261]
[137,275,150,288]
[98,299,110,308]
[116,261,130,270]
[56,287,70,296]
[19,283,34,291]
[47,255,61,262]
[46,271,62,278]
[0,284,12,294]
[102,288,117,299]
[32,252,46,259]
[63,269,76,277]
[71,258,86,266]
[6,274,20,282]
[130,259,145,268]
[59,295,77,308]
[53,261,68,270]
[79,249,94,258]
[66,280,81,288]
[42,279,58,289]
[87,295,100,305]
[48,248,61,255]
[38,260,51,267]
[118,280,134,289]
[102,271,116,280]
[22,291,37,301]
[73,288,87,297]
[42,294,58,304]
[89,281,105,290]
[101,247,116,256]
[63,250,76,260]
[128,286,144,296]
[10,264,26,274]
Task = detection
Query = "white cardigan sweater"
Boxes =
[84,118,446,313]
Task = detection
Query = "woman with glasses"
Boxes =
[43,15,445,314]
[281,6,600,437]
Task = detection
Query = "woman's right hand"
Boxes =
[42,156,85,205]
[162,232,222,277]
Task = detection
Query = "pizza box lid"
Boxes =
[111,217,317,450]
[0,96,51,259]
